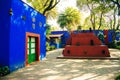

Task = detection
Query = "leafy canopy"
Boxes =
[26,0,60,16]
[77,0,118,30]
[57,7,81,31]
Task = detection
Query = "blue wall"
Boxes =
[0,0,11,66]
[51,30,120,47]
[51,31,70,48]
[0,0,46,72]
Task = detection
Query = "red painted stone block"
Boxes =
[63,45,110,57]
[71,37,102,45]
[63,32,110,57]
[71,33,95,37]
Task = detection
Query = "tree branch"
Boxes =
[111,0,120,8]
[49,0,60,10]
[43,0,60,15]
[43,0,49,7]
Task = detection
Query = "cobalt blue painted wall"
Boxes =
[9,0,46,72]
[0,0,11,66]
[51,30,120,47]
[0,0,46,72]
[51,31,70,48]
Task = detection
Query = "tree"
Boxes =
[45,8,58,20]
[84,15,106,30]
[110,0,120,12]
[77,0,96,30]
[77,0,114,30]
[77,0,120,41]
[57,7,81,32]
[26,0,60,16]
[104,6,119,41]
[111,0,120,30]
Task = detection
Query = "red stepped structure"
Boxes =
[62,32,110,57]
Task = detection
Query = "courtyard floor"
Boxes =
[1,48,120,80]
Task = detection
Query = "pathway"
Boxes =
[0,49,120,80]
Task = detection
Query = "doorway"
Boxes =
[26,32,40,65]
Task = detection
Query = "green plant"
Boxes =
[50,46,56,50]
[107,40,120,49]
[97,32,104,43]
[117,41,120,46]
[0,66,10,77]
[115,73,120,80]
[107,41,117,48]
[116,46,120,50]
[46,42,50,51]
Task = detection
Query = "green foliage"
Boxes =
[46,24,52,40]
[46,24,51,35]
[97,32,104,43]
[117,41,120,46]
[115,73,120,80]
[0,66,10,77]
[45,8,58,20]
[107,40,120,49]
[57,7,81,32]
[50,45,56,50]
[46,42,50,51]
[50,26,59,31]
[77,0,93,8]
[77,0,118,30]
[116,40,120,49]
[57,14,68,29]
[46,42,56,51]
[77,25,82,31]
[26,0,59,19]
[116,46,120,50]
[84,15,106,30]
[28,0,44,13]
[108,41,117,48]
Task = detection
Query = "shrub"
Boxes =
[46,42,50,51]
[107,41,117,48]
[116,46,120,49]
[117,41,120,46]
[46,42,56,51]
[115,74,120,80]
[50,46,56,50]
[0,66,10,77]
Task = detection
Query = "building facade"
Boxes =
[0,0,46,72]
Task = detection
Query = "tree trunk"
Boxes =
[87,3,96,30]
[93,14,96,30]
[111,6,117,42]
[98,11,103,30]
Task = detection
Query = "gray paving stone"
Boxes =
[0,48,120,80]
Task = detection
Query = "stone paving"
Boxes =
[0,49,120,80]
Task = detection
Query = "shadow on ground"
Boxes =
[1,49,120,80]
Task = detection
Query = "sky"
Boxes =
[22,0,87,30]
[48,0,78,30]
[22,0,77,12]
[57,0,77,13]
[48,0,90,30]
